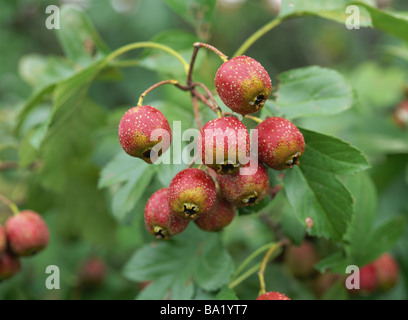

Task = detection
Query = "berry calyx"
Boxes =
[199,117,250,174]
[145,188,189,239]
[194,195,236,232]
[256,291,291,300]
[168,168,216,221]
[5,210,50,256]
[255,117,305,170]
[216,160,270,207]
[118,105,172,164]
[215,56,272,116]
[0,251,21,281]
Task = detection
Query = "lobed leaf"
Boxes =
[123,225,234,300]
[265,66,354,120]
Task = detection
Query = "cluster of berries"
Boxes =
[0,210,49,280]
[118,53,305,240]
[354,253,400,295]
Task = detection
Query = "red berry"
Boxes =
[255,117,305,170]
[145,188,189,239]
[392,100,408,129]
[256,291,291,300]
[0,225,6,256]
[215,56,272,116]
[199,117,250,174]
[5,210,50,256]
[284,241,319,279]
[194,195,236,232]
[358,264,378,294]
[372,253,399,291]
[78,256,107,288]
[118,105,172,163]
[217,161,269,207]
[168,168,217,221]
[0,251,21,281]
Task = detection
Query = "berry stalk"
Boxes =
[137,79,182,107]
[0,194,19,216]
[108,41,190,75]
[258,240,288,295]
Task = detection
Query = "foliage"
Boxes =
[0,0,407,300]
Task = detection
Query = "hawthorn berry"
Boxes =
[284,240,319,279]
[145,188,189,239]
[5,210,50,256]
[255,117,305,170]
[194,194,236,232]
[393,100,408,129]
[0,225,6,257]
[356,264,378,295]
[0,251,21,281]
[199,116,250,174]
[372,253,399,291]
[118,105,172,164]
[168,168,216,221]
[256,291,291,300]
[78,256,107,288]
[216,160,269,207]
[215,56,272,116]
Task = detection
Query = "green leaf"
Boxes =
[160,0,217,36]
[215,287,238,300]
[278,0,408,43]
[316,251,351,274]
[54,171,117,247]
[99,153,159,222]
[362,216,406,264]
[37,98,106,193]
[98,153,148,189]
[321,280,349,300]
[406,165,408,184]
[343,172,378,266]
[111,166,157,222]
[346,62,407,112]
[342,115,408,156]
[123,225,234,300]
[299,128,370,175]
[265,66,353,120]
[350,1,408,42]
[18,54,77,90]
[16,84,56,136]
[57,5,110,67]
[284,166,353,240]
[281,197,305,245]
[320,173,406,270]
[283,129,368,240]
[279,0,373,26]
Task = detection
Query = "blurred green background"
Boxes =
[0,0,408,300]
